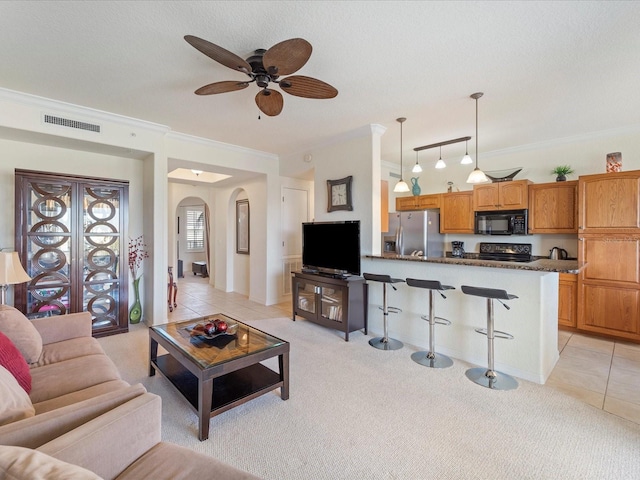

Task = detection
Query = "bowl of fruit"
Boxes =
[189,318,238,339]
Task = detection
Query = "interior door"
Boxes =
[282,187,309,295]
[282,188,308,256]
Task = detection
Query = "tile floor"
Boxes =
[169,274,640,425]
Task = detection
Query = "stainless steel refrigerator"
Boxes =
[382,210,444,257]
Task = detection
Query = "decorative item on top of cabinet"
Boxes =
[396,194,440,211]
[473,179,532,211]
[551,165,574,182]
[578,170,640,233]
[440,191,474,233]
[558,273,577,328]
[528,181,578,234]
[606,152,622,173]
[411,177,421,196]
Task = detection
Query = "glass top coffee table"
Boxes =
[149,313,289,441]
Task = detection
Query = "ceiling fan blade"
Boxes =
[195,81,249,95]
[279,75,338,99]
[184,35,252,73]
[255,90,284,116]
[263,38,312,76]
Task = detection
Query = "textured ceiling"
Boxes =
[1,1,639,169]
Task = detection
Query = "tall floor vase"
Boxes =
[129,276,142,324]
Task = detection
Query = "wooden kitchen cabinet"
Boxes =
[528,181,578,233]
[558,273,577,328]
[440,191,474,233]
[473,179,531,211]
[575,170,640,342]
[578,170,640,233]
[396,193,441,211]
[577,234,640,341]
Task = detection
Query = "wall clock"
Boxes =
[327,176,353,212]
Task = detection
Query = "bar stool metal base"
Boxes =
[369,336,403,350]
[465,367,518,391]
[411,351,453,368]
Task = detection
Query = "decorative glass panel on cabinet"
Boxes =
[15,170,129,337]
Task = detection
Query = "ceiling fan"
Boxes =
[184,35,338,116]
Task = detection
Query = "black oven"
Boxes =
[475,209,528,235]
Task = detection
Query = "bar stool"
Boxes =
[363,273,405,350]
[405,278,454,368]
[461,285,518,390]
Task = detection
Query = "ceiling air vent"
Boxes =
[43,114,101,133]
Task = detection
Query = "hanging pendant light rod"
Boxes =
[413,136,471,152]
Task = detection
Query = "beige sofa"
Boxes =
[0,305,259,479]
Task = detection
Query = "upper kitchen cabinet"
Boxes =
[528,181,578,233]
[440,191,474,233]
[396,194,441,211]
[473,179,531,211]
[579,170,640,233]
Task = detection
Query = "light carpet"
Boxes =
[98,317,640,479]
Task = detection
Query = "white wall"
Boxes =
[281,125,386,258]
[0,138,145,307]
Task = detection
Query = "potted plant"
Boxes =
[552,165,574,182]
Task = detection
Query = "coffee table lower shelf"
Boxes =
[153,354,282,414]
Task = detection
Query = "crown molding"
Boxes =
[483,123,640,159]
[165,131,278,161]
[0,87,170,134]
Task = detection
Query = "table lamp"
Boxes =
[0,251,31,305]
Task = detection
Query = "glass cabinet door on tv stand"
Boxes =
[291,271,367,341]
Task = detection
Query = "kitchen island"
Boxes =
[360,255,582,384]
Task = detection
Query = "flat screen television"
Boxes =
[302,221,361,277]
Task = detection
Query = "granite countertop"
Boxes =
[367,254,581,274]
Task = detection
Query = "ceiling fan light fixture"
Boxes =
[466,92,490,184]
[185,35,337,116]
[393,117,410,193]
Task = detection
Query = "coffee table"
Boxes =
[149,313,289,441]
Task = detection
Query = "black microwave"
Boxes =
[475,209,528,235]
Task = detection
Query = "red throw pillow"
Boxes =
[0,331,31,393]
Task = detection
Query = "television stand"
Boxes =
[291,271,368,341]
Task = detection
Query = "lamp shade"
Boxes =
[0,252,31,285]
[393,180,410,193]
[466,167,489,184]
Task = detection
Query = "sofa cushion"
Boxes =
[33,380,131,415]
[117,442,261,480]
[0,331,32,392]
[0,365,35,426]
[29,354,121,405]
[31,337,106,368]
[0,445,103,479]
[0,304,43,363]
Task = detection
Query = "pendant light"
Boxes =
[412,151,422,173]
[460,139,473,165]
[435,146,446,169]
[393,117,410,193]
[466,92,489,184]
